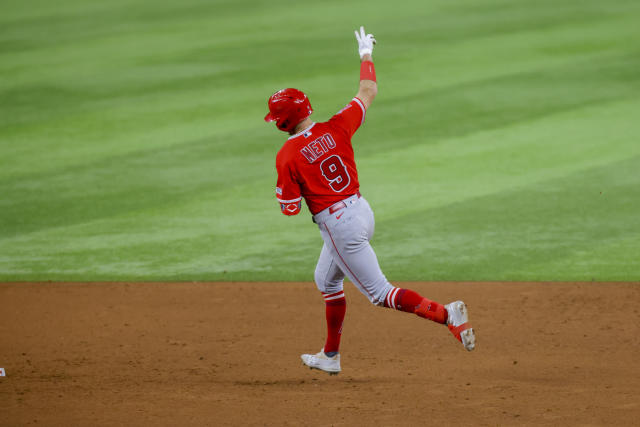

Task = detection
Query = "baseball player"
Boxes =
[265,27,475,375]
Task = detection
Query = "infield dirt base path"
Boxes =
[0,281,638,426]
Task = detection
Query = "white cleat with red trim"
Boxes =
[445,301,476,351]
[301,350,341,375]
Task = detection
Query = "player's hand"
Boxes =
[354,26,376,59]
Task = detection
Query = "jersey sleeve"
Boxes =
[275,154,302,216]
[328,97,367,137]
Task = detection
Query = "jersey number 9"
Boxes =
[320,155,351,193]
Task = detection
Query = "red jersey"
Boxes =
[276,97,366,215]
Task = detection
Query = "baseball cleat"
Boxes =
[445,301,476,351]
[301,350,341,375]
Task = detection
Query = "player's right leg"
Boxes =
[383,287,475,351]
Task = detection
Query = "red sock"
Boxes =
[323,291,346,353]
[384,287,447,324]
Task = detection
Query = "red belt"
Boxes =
[328,191,361,214]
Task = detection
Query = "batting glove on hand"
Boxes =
[354,26,376,59]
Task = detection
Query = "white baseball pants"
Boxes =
[313,194,393,306]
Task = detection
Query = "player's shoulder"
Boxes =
[306,120,331,133]
[276,132,307,165]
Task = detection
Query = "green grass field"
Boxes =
[1,0,639,281]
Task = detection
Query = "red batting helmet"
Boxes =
[264,88,313,133]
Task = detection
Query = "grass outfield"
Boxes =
[1,0,639,281]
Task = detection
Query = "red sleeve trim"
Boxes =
[277,196,302,204]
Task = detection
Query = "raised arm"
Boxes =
[354,27,378,109]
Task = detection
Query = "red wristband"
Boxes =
[360,60,376,82]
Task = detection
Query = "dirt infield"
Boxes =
[0,281,638,426]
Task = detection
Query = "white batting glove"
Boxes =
[354,26,376,59]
